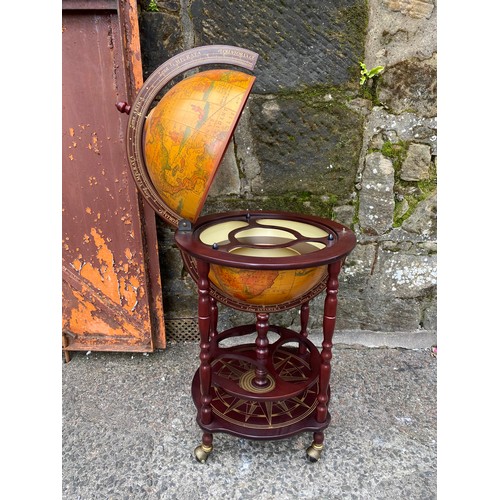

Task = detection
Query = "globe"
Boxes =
[143,68,255,223]
[208,263,327,307]
[197,218,329,307]
[142,68,329,309]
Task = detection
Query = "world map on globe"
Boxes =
[143,69,255,222]
[208,264,327,306]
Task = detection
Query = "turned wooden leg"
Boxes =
[209,297,219,358]
[316,261,341,424]
[209,296,218,341]
[299,301,310,355]
[254,312,270,387]
[197,260,213,426]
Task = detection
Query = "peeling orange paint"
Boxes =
[68,288,142,339]
[129,276,140,288]
[80,228,120,305]
[72,259,82,272]
[77,229,145,318]
[119,277,139,312]
[91,133,100,154]
[62,4,162,351]
[69,154,74,161]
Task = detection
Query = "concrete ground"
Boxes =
[62,339,436,500]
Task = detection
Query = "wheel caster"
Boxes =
[306,442,323,462]
[194,444,213,463]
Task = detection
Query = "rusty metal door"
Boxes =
[62,0,166,354]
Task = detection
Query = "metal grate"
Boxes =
[165,318,200,343]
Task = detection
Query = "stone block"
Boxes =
[207,139,241,197]
[401,191,437,238]
[248,95,363,203]
[358,152,395,235]
[422,299,437,331]
[365,107,437,155]
[340,244,377,289]
[378,56,437,117]
[233,104,262,195]
[383,0,435,20]
[138,11,183,79]
[336,292,422,331]
[333,205,356,227]
[400,143,432,181]
[370,250,437,299]
[364,0,436,70]
[191,0,368,92]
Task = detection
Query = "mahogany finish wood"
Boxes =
[189,252,344,445]
[120,45,357,461]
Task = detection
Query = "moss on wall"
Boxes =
[371,140,437,227]
[203,192,339,220]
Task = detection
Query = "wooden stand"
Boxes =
[118,46,357,463]
[191,260,342,463]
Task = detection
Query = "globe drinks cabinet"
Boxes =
[117,46,356,462]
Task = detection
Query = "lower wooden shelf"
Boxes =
[191,337,331,441]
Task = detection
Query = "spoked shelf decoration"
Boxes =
[117,45,356,463]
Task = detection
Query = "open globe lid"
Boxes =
[125,46,258,228]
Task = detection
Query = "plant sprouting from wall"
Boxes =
[358,62,384,103]
[146,0,159,12]
[359,62,384,85]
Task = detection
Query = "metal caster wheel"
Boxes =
[194,444,213,463]
[306,442,323,462]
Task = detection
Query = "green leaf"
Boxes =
[367,66,384,78]
[147,0,159,11]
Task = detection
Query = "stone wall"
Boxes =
[137,0,437,344]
